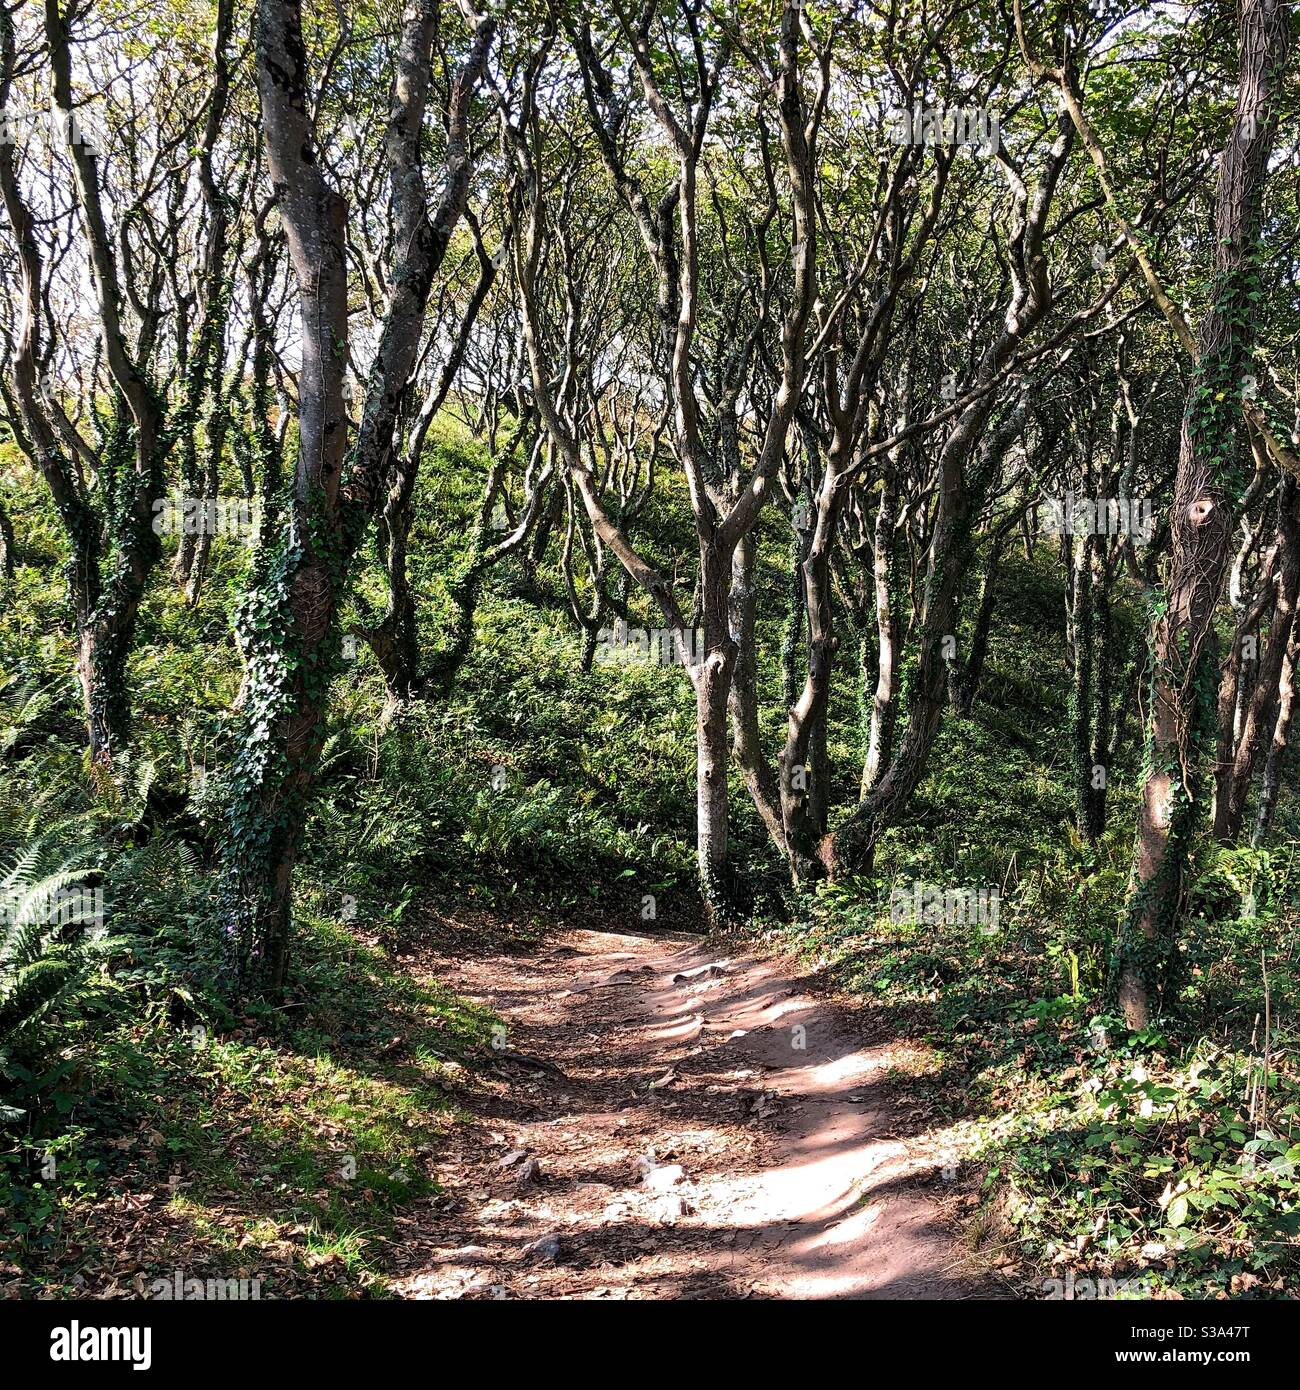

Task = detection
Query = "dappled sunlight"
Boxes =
[383,923,987,1300]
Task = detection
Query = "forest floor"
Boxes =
[382,919,997,1300]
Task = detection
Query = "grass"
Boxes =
[2,913,496,1298]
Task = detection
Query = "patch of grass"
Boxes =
[2,915,496,1298]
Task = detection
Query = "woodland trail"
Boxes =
[385,925,993,1300]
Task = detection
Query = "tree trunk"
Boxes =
[1071,535,1097,839]
[781,514,806,710]
[1118,0,1287,1027]
[1087,557,1114,841]
[950,535,1001,718]
[224,0,492,990]
[696,541,736,922]
[728,529,787,860]
[780,465,842,877]
[43,0,169,765]
[829,459,973,876]
[173,0,235,599]
[357,454,422,704]
[0,498,14,578]
[862,470,899,795]
[1253,607,1300,846]
[1216,479,1300,842]
[830,397,1031,874]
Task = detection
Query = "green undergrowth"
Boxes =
[768,555,1300,1298]
[3,902,495,1298]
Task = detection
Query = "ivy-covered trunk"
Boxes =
[221,0,370,991]
[20,2,172,766]
[1117,0,1287,1027]
[226,529,346,990]
[223,0,351,989]
[224,0,492,991]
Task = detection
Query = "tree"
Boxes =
[1114,0,1290,1027]
[223,0,494,989]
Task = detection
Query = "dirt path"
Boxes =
[387,927,989,1300]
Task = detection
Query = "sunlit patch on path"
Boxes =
[384,926,990,1300]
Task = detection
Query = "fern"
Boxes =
[0,674,57,755]
[0,843,111,1125]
